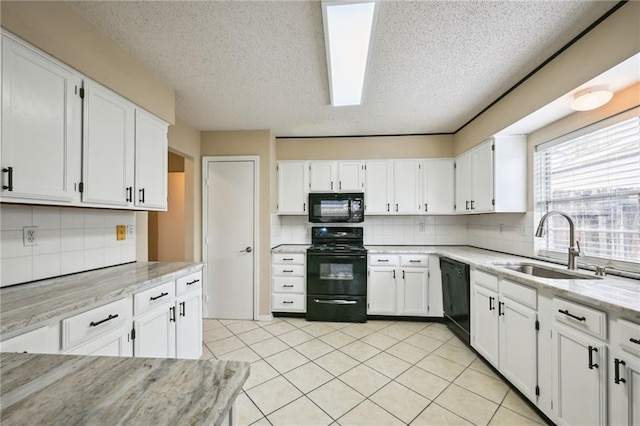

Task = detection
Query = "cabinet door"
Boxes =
[471,140,494,212]
[176,290,203,359]
[277,162,308,214]
[610,353,640,426]
[338,161,364,192]
[423,159,454,214]
[64,324,132,357]
[135,109,168,210]
[364,160,392,214]
[455,151,472,213]
[0,324,60,354]
[499,300,537,400]
[82,81,135,206]
[400,268,429,316]
[134,304,176,358]
[1,36,82,204]
[368,267,397,315]
[472,284,499,367]
[393,160,421,214]
[552,324,607,426]
[309,161,336,192]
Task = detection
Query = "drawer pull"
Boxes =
[409,260,421,263]
[283,301,294,304]
[282,258,294,261]
[150,292,169,301]
[377,259,389,263]
[90,314,119,327]
[558,309,586,322]
[588,346,598,369]
[186,279,200,286]
[630,337,640,345]
[614,358,626,384]
[282,269,294,273]
[282,284,294,288]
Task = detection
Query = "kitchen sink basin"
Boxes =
[491,262,599,280]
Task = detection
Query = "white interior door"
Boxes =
[205,159,256,320]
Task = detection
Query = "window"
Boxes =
[534,110,640,272]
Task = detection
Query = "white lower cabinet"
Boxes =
[134,303,176,358]
[65,324,132,357]
[367,254,430,316]
[609,318,640,426]
[0,324,61,354]
[271,252,306,313]
[471,270,538,401]
[176,289,203,359]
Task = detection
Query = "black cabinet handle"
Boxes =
[282,284,294,288]
[2,167,14,191]
[169,306,176,322]
[90,314,119,327]
[339,181,342,190]
[126,186,133,202]
[303,203,306,212]
[588,346,598,369]
[409,260,421,263]
[392,270,396,279]
[331,182,333,190]
[614,358,626,384]
[139,188,145,203]
[465,200,470,210]
[283,301,294,304]
[186,279,200,286]
[558,309,586,322]
[387,203,390,212]
[498,301,504,316]
[377,259,389,263]
[471,200,475,210]
[150,291,169,301]
[282,258,294,261]
[180,301,186,317]
[395,203,399,212]
[282,269,294,273]
[402,270,405,279]
[424,203,427,212]
[489,296,495,311]
[630,338,640,345]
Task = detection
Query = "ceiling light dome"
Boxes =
[570,85,613,111]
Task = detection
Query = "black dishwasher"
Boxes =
[440,258,471,345]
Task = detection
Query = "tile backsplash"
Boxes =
[1,204,136,287]
[271,214,469,247]
[467,212,535,257]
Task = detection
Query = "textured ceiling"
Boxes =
[67,0,618,136]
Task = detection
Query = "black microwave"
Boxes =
[308,192,364,223]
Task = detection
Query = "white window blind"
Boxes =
[534,113,640,271]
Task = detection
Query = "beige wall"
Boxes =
[0,1,175,124]
[201,130,275,317]
[168,118,202,263]
[277,135,455,160]
[156,173,186,261]
[454,1,640,155]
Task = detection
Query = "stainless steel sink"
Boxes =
[491,262,599,280]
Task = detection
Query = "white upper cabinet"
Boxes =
[422,159,455,214]
[393,159,421,214]
[364,160,393,214]
[82,80,135,207]
[455,136,526,214]
[309,161,336,192]
[1,34,82,204]
[337,161,364,192]
[135,109,168,210]
[277,161,309,215]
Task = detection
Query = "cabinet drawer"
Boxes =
[62,298,131,349]
[272,265,305,276]
[272,253,305,265]
[618,318,640,357]
[134,281,176,316]
[176,271,202,296]
[553,297,606,339]
[369,254,399,266]
[474,269,499,292]
[272,293,305,312]
[400,255,429,267]
[272,276,305,293]
[500,279,536,309]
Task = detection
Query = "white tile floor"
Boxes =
[202,318,549,426]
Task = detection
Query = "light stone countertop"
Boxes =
[0,352,249,426]
[0,262,203,335]
[272,244,639,320]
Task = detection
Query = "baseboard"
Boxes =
[257,314,274,322]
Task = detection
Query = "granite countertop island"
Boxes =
[0,262,203,335]
[0,352,249,426]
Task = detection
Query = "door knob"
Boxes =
[240,246,253,253]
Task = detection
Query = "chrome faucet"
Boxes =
[535,211,581,270]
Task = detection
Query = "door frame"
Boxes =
[202,156,260,320]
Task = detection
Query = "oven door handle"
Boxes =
[313,299,357,305]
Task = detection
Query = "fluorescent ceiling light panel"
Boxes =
[323,1,377,106]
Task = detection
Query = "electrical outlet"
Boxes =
[127,225,135,240]
[303,223,308,232]
[499,224,504,233]
[23,226,38,246]
[418,223,425,232]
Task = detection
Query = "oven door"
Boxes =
[307,295,367,322]
[307,253,367,296]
